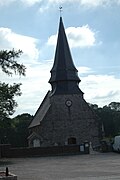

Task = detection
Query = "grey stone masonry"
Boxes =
[29,93,100,147]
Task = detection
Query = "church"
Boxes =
[28,17,100,148]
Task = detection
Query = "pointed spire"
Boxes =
[49,17,83,95]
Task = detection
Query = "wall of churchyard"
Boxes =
[0,143,89,158]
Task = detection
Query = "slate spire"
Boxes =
[49,17,83,95]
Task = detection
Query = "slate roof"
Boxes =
[49,17,80,83]
[29,91,51,128]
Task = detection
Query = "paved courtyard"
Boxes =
[0,152,120,180]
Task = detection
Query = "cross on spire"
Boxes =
[59,6,62,17]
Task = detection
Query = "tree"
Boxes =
[108,102,120,111]
[89,102,120,138]
[0,82,21,120]
[10,113,33,147]
[0,113,33,146]
[0,49,25,76]
[0,49,26,120]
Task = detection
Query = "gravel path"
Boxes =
[0,152,120,180]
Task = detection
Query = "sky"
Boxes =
[0,0,120,116]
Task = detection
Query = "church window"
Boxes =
[33,138,40,147]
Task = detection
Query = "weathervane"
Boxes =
[59,6,62,17]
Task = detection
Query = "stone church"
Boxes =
[28,17,100,148]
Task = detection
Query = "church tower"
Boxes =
[49,17,82,95]
[28,17,100,148]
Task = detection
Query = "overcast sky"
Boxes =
[0,0,120,116]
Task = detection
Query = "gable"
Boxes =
[28,91,51,128]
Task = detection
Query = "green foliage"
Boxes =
[0,82,21,120]
[0,113,33,147]
[0,49,26,122]
[0,117,11,144]
[89,102,120,138]
[0,49,30,147]
[108,102,120,111]
[11,113,33,147]
[0,49,26,76]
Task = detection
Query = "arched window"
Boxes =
[68,137,76,145]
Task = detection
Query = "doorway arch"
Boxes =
[68,137,76,145]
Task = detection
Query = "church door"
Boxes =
[68,137,76,145]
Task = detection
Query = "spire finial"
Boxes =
[59,6,62,17]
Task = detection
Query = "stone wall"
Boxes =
[29,94,100,147]
[0,144,89,158]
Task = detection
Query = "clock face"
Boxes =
[66,100,72,107]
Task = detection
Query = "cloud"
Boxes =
[20,0,41,6]
[0,0,41,7]
[0,0,15,7]
[78,66,92,74]
[48,0,120,6]
[0,26,53,116]
[0,27,119,115]
[0,27,39,62]
[2,58,119,116]
[80,74,120,107]
[47,25,96,48]
[10,72,120,116]
[37,0,120,10]
[66,26,96,48]
[1,0,120,8]
[2,61,120,116]
[80,0,109,7]
[0,6,119,116]
[0,60,52,116]
[1,27,119,114]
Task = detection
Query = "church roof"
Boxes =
[49,17,80,83]
[28,91,51,128]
